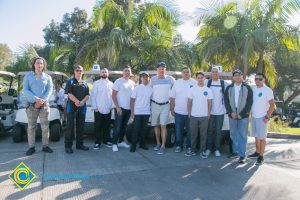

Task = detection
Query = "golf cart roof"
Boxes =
[17,71,69,79]
[83,70,123,75]
[0,71,16,78]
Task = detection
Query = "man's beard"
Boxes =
[101,75,108,79]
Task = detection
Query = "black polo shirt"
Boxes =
[65,78,89,113]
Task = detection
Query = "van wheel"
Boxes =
[12,124,24,143]
[50,122,61,142]
[166,127,176,148]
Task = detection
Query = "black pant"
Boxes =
[65,111,85,148]
[94,112,112,144]
[112,108,131,144]
[132,115,150,146]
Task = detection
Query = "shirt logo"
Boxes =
[8,162,37,190]
[258,92,263,97]
[204,91,208,96]
[190,85,193,88]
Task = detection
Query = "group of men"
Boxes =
[23,57,275,166]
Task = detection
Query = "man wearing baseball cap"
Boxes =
[224,69,253,164]
[150,62,175,154]
[130,72,152,152]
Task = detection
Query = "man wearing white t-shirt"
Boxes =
[248,73,275,165]
[170,67,196,154]
[205,66,228,157]
[187,71,213,158]
[130,72,153,152]
[91,68,114,150]
[112,66,135,152]
[151,62,175,155]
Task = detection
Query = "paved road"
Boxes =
[0,134,299,200]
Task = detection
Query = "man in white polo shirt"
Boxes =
[112,66,135,152]
[170,66,196,154]
[151,62,175,155]
[205,66,228,157]
[91,68,113,149]
[187,71,213,158]
[248,73,275,165]
[130,72,152,152]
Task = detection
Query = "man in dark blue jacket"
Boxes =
[224,69,253,164]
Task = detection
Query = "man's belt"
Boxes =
[151,100,169,105]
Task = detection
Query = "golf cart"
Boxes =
[125,71,232,149]
[0,71,17,134]
[12,71,69,142]
[289,102,300,127]
[82,70,124,134]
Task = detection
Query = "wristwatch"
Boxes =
[264,115,270,120]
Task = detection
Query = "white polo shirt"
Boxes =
[131,84,153,115]
[91,79,114,114]
[252,84,274,118]
[150,75,175,103]
[234,83,242,108]
[112,77,135,110]
[188,85,214,117]
[205,79,228,115]
[170,78,197,115]
[56,88,65,106]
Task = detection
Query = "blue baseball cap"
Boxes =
[232,69,243,76]
[157,62,166,68]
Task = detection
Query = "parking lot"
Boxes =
[0,134,299,200]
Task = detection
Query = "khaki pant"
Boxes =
[26,105,50,148]
[190,116,208,152]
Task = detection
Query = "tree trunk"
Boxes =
[256,51,264,73]
[285,88,300,105]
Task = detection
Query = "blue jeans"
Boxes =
[175,113,191,148]
[112,108,131,144]
[207,114,224,151]
[229,117,249,157]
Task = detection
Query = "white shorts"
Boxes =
[151,102,170,126]
[251,117,268,139]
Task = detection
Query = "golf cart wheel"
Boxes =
[125,123,133,143]
[12,124,24,143]
[50,122,61,142]
[166,127,176,148]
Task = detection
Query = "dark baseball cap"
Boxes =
[232,69,242,76]
[157,62,166,68]
[140,72,150,77]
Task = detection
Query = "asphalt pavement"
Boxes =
[0,134,299,200]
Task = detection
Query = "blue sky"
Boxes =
[0,0,299,52]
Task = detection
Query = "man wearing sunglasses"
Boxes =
[64,65,90,154]
[249,73,275,165]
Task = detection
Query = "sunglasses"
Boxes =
[255,78,263,81]
[75,70,83,73]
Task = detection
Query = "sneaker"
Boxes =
[118,141,130,148]
[185,148,196,157]
[42,146,53,153]
[112,144,118,152]
[153,144,161,151]
[201,151,208,159]
[215,150,221,157]
[103,142,113,148]
[93,144,100,150]
[238,157,246,164]
[174,146,181,153]
[76,145,89,151]
[157,147,165,155]
[26,147,35,156]
[65,148,73,154]
[139,144,149,150]
[255,156,264,165]
[130,144,136,152]
[248,152,259,159]
[205,149,211,157]
[227,152,239,159]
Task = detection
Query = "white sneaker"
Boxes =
[112,144,118,152]
[205,149,211,156]
[118,141,130,148]
[215,150,221,157]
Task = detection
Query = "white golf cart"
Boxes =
[12,71,69,142]
[82,70,124,134]
[0,71,17,134]
[125,71,232,148]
